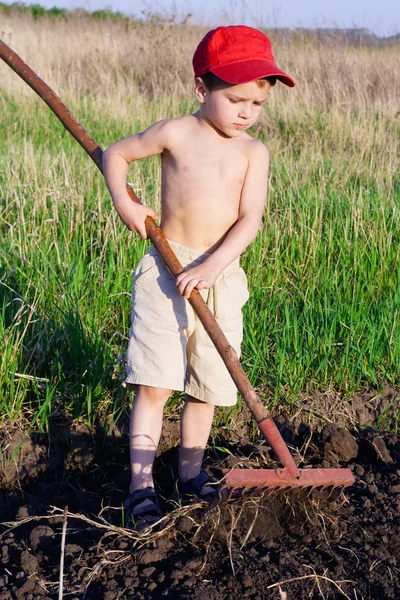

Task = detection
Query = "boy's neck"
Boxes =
[194,109,236,140]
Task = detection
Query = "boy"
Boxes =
[103,25,294,530]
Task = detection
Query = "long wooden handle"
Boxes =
[0,39,272,427]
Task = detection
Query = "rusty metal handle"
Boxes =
[0,39,297,470]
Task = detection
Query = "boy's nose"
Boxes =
[238,105,252,119]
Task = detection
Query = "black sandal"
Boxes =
[123,487,162,531]
[176,471,218,503]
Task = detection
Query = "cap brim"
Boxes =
[211,60,295,87]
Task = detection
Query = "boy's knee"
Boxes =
[185,395,214,410]
[136,385,171,405]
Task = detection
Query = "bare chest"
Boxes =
[162,140,248,188]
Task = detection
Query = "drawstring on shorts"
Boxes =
[206,283,219,319]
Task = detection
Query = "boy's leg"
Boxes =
[179,395,215,495]
[129,385,171,495]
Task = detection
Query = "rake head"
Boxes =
[219,466,354,502]
[215,416,356,502]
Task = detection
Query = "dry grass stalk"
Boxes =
[268,571,354,599]
[1,502,206,546]
[58,506,68,600]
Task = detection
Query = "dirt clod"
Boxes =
[370,436,394,464]
[322,423,359,462]
[142,566,156,578]
[20,550,39,574]
[29,525,55,550]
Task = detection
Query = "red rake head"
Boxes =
[215,417,356,502]
[219,467,355,502]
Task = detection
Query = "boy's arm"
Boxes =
[102,120,172,238]
[176,141,269,298]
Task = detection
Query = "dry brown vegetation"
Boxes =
[1,12,399,117]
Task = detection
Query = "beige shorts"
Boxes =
[123,240,249,406]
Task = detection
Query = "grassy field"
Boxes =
[1,9,400,431]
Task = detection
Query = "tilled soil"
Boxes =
[0,395,399,600]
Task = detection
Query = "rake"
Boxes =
[0,39,354,500]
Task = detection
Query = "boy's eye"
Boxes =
[229,98,238,103]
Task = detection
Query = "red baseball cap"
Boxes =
[193,25,295,87]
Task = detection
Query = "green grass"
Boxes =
[1,84,399,431]
[242,170,400,400]
[0,2,126,21]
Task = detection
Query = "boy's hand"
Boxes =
[175,261,221,299]
[113,193,158,239]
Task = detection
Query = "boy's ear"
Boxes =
[194,77,208,103]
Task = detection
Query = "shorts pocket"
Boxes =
[236,268,250,307]
[223,268,249,308]
[133,253,160,289]
[218,267,249,323]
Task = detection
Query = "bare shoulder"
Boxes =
[147,115,196,150]
[242,135,269,163]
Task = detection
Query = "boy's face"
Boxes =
[195,79,271,138]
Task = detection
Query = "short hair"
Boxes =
[200,72,277,91]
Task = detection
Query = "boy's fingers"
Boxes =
[177,275,212,297]
[178,280,189,295]
[178,277,193,297]
[175,272,187,286]
[137,225,147,239]
[185,278,208,298]
[177,274,190,289]
[144,207,158,220]
[184,284,196,298]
